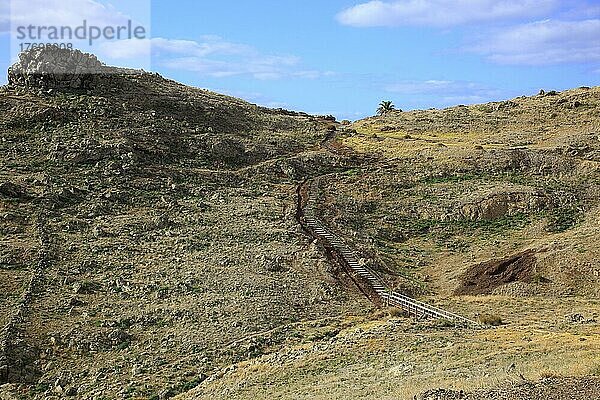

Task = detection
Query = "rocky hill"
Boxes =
[0,48,367,399]
[1,48,599,400]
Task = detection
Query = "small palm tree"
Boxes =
[377,100,395,115]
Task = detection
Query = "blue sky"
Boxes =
[2,0,600,120]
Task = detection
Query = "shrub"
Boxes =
[539,370,560,379]
[387,307,404,318]
[546,205,582,233]
[434,318,455,328]
[478,313,504,326]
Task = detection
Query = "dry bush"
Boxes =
[478,313,504,326]
[387,307,405,318]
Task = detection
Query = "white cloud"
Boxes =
[152,36,252,57]
[6,0,151,68]
[0,1,9,33]
[384,79,505,108]
[471,19,600,65]
[291,70,336,79]
[99,38,151,59]
[101,36,330,80]
[9,0,136,30]
[3,0,329,83]
[386,80,460,94]
[386,79,498,96]
[158,54,299,80]
[557,1,600,20]
[100,37,250,59]
[337,0,558,27]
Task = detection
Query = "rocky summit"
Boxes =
[1,48,599,400]
[8,47,139,90]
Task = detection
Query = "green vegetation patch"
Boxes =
[545,205,583,233]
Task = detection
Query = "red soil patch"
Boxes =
[455,250,537,295]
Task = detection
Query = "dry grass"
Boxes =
[179,87,600,400]
[345,86,600,158]
[3,66,599,399]
[182,295,600,399]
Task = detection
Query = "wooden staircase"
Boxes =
[302,177,479,327]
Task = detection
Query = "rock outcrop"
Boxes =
[459,188,549,221]
[7,47,139,90]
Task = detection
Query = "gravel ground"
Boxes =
[419,377,600,399]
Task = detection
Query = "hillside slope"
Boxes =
[1,48,599,400]
[183,88,600,400]
[0,49,370,399]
